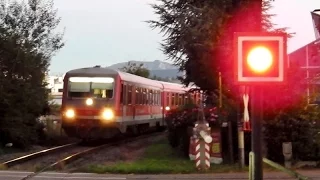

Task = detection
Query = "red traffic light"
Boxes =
[247,46,273,73]
[234,32,287,85]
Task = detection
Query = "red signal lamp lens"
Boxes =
[247,46,273,73]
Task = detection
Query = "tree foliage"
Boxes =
[0,0,64,148]
[147,0,293,99]
[148,0,320,162]
[119,62,150,78]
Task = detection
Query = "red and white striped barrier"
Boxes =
[192,123,212,170]
[195,139,211,169]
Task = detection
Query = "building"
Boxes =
[46,74,64,95]
[46,74,64,104]
[312,9,320,39]
[286,9,320,104]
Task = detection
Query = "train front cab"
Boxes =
[61,75,121,139]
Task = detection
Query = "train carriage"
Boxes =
[61,66,200,140]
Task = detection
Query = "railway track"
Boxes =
[0,142,79,168]
[2,131,164,180]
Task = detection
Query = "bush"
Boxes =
[0,116,46,149]
[264,105,320,162]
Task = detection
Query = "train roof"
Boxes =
[118,71,163,88]
[65,66,119,76]
[64,66,198,92]
[160,81,192,93]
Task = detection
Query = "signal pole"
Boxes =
[251,0,263,179]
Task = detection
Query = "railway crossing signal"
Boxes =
[234,32,287,85]
[234,32,288,180]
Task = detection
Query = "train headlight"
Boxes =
[86,98,93,106]
[165,106,170,111]
[65,109,75,118]
[102,108,114,120]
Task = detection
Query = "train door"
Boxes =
[123,84,134,122]
[149,89,153,119]
[132,85,136,121]
[121,83,127,122]
[161,91,165,124]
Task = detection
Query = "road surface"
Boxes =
[0,170,319,180]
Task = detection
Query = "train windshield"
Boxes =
[67,77,114,99]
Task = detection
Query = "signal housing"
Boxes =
[234,32,287,85]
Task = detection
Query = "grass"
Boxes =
[0,164,7,170]
[81,139,249,174]
[0,146,25,156]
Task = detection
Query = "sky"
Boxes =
[50,0,320,74]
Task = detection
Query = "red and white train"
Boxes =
[60,66,201,140]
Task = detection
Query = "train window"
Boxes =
[154,91,156,105]
[171,93,174,106]
[185,94,190,104]
[155,91,159,105]
[148,90,152,105]
[155,91,158,105]
[141,88,144,105]
[166,93,170,106]
[92,82,113,98]
[144,89,147,105]
[68,82,90,98]
[158,91,161,105]
[139,88,142,105]
[127,85,132,105]
[143,89,147,105]
[153,90,156,105]
[136,87,141,105]
[181,94,185,105]
[135,88,139,104]
[148,89,151,105]
[159,91,161,105]
[175,93,179,105]
[154,90,157,105]
[146,89,149,105]
[155,91,157,105]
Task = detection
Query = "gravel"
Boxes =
[66,133,166,171]
[8,146,90,171]
[0,137,78,164]
[0,146,49,163]
[0,132,166,172]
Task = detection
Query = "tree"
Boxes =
[119,62,150,78]
[147,0,293,101]
[0,0,64,148]
[148,0,320,162]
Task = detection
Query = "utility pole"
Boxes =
[234,1,286,180]
[250,0,263,179]
[232,0,246,168]
[219,72,234,164]
[238,86,246,168]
